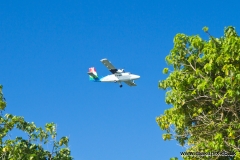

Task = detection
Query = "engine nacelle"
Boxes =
[117,69,124,73]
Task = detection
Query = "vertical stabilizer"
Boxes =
[89,67,97,76]
[88,67,99,81]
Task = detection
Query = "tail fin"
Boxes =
[88,67,99,81]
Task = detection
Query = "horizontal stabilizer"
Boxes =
[88,72,98,79]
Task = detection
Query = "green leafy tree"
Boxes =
[0,85,73,159]
[157,26,240,160]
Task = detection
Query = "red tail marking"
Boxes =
[89,67,96,72]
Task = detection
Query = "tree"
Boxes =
[0,85,73,159]
[157,26,240,160]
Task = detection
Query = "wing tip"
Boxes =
[100,58,107,62]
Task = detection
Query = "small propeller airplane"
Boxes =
[87,58,140,88]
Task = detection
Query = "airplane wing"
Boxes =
[100,58,118,73]
[124,80,137,87]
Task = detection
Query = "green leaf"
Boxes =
[30,154,36,160]
[59,136,69,147]
[202,26,209,32]
[162,133,172,141]
[197,108,203,114]
[163,68,169,74]
[236,74,240,80]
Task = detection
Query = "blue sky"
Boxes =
[1,1,239,159]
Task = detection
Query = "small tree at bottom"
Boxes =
[0,85,73,160]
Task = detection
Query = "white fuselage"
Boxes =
[100,72,140,82]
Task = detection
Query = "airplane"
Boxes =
[87,58,140,88]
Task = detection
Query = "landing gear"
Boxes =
[117,81,123,88]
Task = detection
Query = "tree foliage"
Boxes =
[0,85,73,159]
[157,26,240,160]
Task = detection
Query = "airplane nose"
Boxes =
[132,75,140,79]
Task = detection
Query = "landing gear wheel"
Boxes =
[120,85,123,88]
